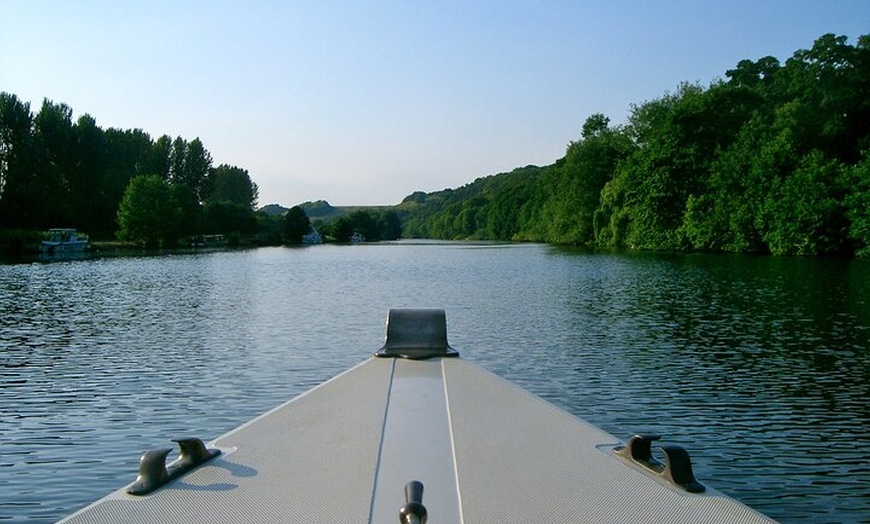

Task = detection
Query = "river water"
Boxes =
[1,242,868,523]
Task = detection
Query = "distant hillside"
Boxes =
[257,200,343,219]
[258,200,392,223]
[258,204,289,216]
[397,165,546,239]
[300,200,344,220]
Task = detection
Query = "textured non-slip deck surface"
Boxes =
[442,358,776,524]
[61,357,777,523]
[60,358,395,524]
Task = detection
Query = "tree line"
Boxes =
[280,204,402,244]
[4,33,867,256]
[0,95,259,248]
[401,34,870,256]
[0,95,404,251]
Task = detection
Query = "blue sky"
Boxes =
[2,1,868,206]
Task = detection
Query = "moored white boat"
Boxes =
[58,309,778,523]
[189,234,227,248]
[302,226,323,244]
[40,228,88,254]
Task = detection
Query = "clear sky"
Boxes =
[2,1,868,207]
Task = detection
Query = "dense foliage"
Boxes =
[117,175,187,248]
[0,95,259,246]
[325,209,402,242]
[400,165,546,240]
[4,33,868,256]
[403,34,870,256]
[283,205,311,244]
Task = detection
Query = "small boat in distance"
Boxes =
[58,309,779,523]
[189,234,227,249]
[302,226,323,244]
[40,228,88,255]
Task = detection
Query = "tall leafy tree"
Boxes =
[778,34,870,162]
[149,135,172,180]
[762,150,849,255]
[284,205,310,244]
[203,201,257,235]
[167,137,213,201]
[844,151,870,255]
[169,137,188,187]
[72,114,108,234]
[33,99,75,226]
[103,128,156,213]
[184,138,212,200]
[379,210,403,240]
[0,93,35,228]
[117,174,177,248]
[329,215,354,242]
[536,114,631,244]
[171,184,201,239]
[200,164,258,235]
[347,210,379,241]
[205,164,259,208]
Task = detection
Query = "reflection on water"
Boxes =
[509,251,870,524]
[1,244,868,523]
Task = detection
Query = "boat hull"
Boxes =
[59,356,777,523]
[40,229,88,254]
[40,241,88,253]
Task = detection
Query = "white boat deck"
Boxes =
[60,356,777,523]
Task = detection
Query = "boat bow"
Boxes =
[59,309,778,523]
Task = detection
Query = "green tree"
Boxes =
[203,201,257,235]
[596,164,631,247]
[778,34,870,162]
[453,200,485,238]
[169,137,188,187]
[149,135,172,180]
[184,138,212,200]
[598,77,768,250]
[117,174,177,248]
[329,215,354,242]
[103,128,158,224]
[0,93,36,228]
[682,113,787,253]
[171,184,201,239]
[844,151,870,256]
[762,150,849,255]
[347,210,379,241]
[284,205,310,244]
[378,209,402,240]
[486,189,525,240]
[72,114,108,234]
[205,164,259,209]
[33,99,75,226]
[169,137,212,200]
[537,114,631,244]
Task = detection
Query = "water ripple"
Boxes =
[1,246,868,523]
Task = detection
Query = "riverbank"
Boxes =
[0,237,247,265]
[0,228,261,264]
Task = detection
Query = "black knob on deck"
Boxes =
[399,480,427,524]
